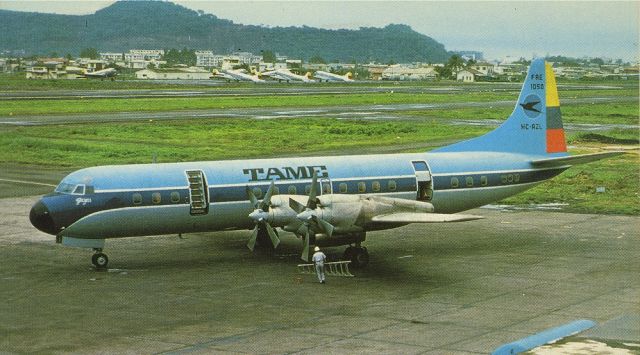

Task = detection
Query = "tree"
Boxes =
[446,55,465,74]
[80,47,99,59]
[309,55,326,64]
[262,50,276,63]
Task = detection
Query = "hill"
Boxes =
[0,1,449,63]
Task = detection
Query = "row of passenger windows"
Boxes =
[130,180,400,205]
[449,174,521,188]
[451,176,488,188]
[132,191,182,205]
[251,180,398,198]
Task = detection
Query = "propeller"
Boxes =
[288,171,335,261]
[246,181,280,251]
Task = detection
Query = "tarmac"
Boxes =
[1,195,638,354]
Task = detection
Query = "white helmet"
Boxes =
[314,246,320,252]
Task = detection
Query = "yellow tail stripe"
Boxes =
[545,62,560,107]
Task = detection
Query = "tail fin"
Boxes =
[434,59,567,157]
[345,72,353,79]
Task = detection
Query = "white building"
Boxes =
[135,66,210,80]
[382,65,439,81]
[195,51,224,67]
[456,69,481,82]
[124,49,165,62]
[100,52,124,62]
[470,62,494,76]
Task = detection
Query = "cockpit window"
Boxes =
[55,183,76,194]
[55,183,87,195]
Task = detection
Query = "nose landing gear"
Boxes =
[91,249,109,270]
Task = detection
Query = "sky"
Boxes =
[0,0,638,61]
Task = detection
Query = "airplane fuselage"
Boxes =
[32,151,564,242]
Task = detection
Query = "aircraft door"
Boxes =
[411,161,433,201]
[185,170,209,215]
[320,176,332,195]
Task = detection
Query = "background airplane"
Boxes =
[82,67,117,80]
[211,68,265,83]
[314,71,354,82]
[29,59,622,270]
[262,68,315,82]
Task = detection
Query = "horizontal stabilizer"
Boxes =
[371,212,483,224]
[531,151,624,168]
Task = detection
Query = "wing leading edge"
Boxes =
[371,212,484,223]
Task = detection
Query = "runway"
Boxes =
[0,82,630,101]
[0,96,635,127]
[1,195,637,354]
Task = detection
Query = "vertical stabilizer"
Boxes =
[434,59,567,157]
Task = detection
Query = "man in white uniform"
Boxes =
[312,246,327,284]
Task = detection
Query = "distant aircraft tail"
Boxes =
[434,59,567,157]
[345,72,353,80]
[305,72,313,79]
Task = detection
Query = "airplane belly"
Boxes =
[61,202,254,239]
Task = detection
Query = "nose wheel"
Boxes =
[91,249,109,270]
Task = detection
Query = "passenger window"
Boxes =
[358,182,366,193]
[170,191,180,203]
[288,185,297,194]
[253,187,263,198]
[132,193,142,205]
[322,183,330,194]
[152,192,161,204]
[388,180,397,191]
[305,185,311,194]
[480,176,488,186]
[273,186,280,195]
[372,181,380,192]
[451,177,459,188]
[466,177,474,187]
[339,183,348,193]
[514,174,520,183]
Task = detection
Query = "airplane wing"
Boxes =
[530,151,624,168]
[371,212,483,223]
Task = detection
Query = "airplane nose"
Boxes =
[29,200,58,235]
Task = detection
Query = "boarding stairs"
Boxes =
[186,170,208,215]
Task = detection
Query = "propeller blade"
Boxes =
[301,230,310,262]
[260,180,276,212]
[265,222,280,249]
[246,186,259,209]
[289,197,305,214]
[247,226,259,251]
[307,171,318,210]
[316,217,334,238]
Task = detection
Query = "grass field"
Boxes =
[1,79,637,215]
[1,117,637,215]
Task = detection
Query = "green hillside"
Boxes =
[0,1,449,63]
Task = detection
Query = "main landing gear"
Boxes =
[343,244,369,268]
[91,248,109,270]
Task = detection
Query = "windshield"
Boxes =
[55,183,87,195]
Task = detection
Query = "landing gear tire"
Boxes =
[344,246,369,268]
[92,252,109,270]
